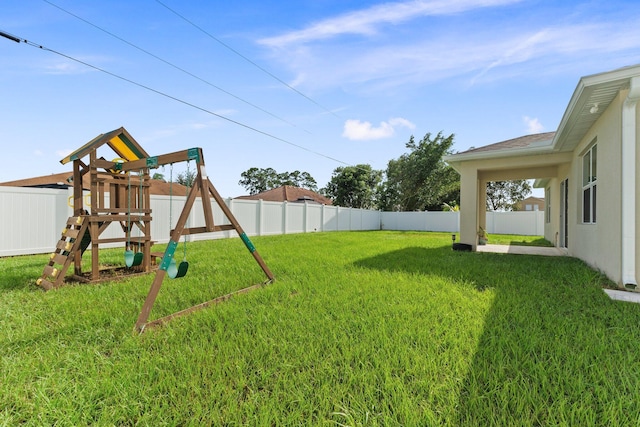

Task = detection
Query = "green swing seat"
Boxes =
[124,249,143,267]
[167,257,189,279]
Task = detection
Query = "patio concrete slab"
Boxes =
[475,244,568,256]
[604,289,640,304]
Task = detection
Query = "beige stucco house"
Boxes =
[515,196,545,212]
[445,64,640,289]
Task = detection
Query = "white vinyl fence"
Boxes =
[0,186,544,257]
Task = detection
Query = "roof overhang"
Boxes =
[445,63,640,168]
[444,139,554,171]
[552,64,640,152]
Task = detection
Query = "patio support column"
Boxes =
[621,77,640,287]
[459,163,479,250]
[479,179,488,235]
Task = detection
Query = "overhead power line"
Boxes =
[154,0,342,120]
[42,0,310,134]
[0,30,351,168]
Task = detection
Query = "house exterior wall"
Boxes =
[452,68,640,289]
[543,179,558,246]
[564,91,625,283]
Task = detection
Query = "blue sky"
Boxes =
[2,0,639,198]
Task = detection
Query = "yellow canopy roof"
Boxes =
[60,127,149,165]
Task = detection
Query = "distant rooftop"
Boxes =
[0,172,188,196]
[235,185,332,205]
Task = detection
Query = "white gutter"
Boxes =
[621,76,640,288]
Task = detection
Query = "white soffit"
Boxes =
[553,64,640,152]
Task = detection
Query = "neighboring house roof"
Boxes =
[520,196,545,204]
[0,172,188,196]
[235,185,333,205]
[445,63,640,164]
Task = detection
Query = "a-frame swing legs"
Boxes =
[134,173,273,333]
[207,179,274,281]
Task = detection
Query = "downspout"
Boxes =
[621,77,640,288]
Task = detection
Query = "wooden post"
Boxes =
[135,175,202,331]
[143,169,152,272]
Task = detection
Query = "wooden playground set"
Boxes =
[36,127,274,332]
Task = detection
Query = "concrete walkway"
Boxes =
[603,289,640,304]
[475,244,568,256]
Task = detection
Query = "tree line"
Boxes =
[238,131,531,211]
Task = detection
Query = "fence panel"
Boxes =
[424,212,460,232]
[0,186,545,256]
[381,212,427,231]
[0,187,67,256]
[306,204,324,232]
[261,201,285,235]
[361,209,381,230]
[285,203,305,234]
[337,208,352,231]
[486,211,543,235]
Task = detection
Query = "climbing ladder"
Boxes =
[36,215,89,290]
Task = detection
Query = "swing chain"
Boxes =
[169,163,173,235]
[182,160,190,261]
[126,170,132,250]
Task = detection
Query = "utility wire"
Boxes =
[0,30,351,168]
[42,0,310,134]
[154,0,342,120]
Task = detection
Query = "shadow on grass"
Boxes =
[354,246,640,425]
[509,237,554,247]
[0,258,45,293]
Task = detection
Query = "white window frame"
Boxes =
[545,187,551,223]
[582,143,597,224]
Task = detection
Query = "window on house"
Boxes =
[545,188,551,223]
[582,144,597,223]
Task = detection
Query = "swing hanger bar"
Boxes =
[93,147,202,172]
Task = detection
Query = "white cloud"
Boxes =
[342,117,415,140]
[260,0,523,47]
[389,117,416,130]
[523,116,544,133]
[258,1,640,92]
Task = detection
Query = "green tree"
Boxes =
[239,167,318,195]
[486,180,532,211]
[378,132,460,211]
[176,169,196,188]
[277,170,318,192]
[152,172,165,181]
[321,164,382,208]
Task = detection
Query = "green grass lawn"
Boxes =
[2,231,640,425]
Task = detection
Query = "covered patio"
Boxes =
[445,132,572,251]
